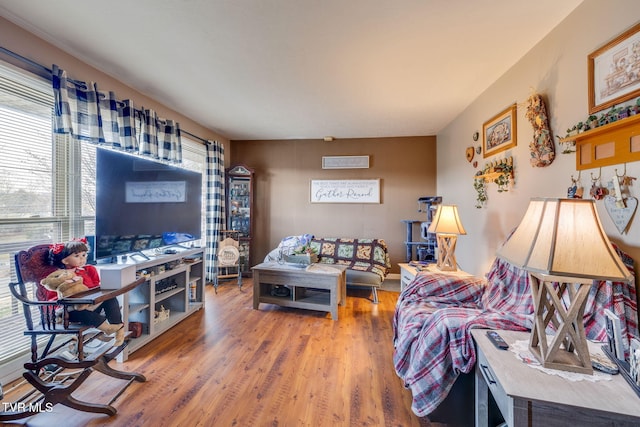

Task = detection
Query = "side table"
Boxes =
[398,262,472,292]
[472,329,640,426]
[398,263,419,291]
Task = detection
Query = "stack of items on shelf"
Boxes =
[155,278,178,295]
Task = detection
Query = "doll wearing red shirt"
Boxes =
[47,239,125,346]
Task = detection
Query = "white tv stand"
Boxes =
[97,248,205,361]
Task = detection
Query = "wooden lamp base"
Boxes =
[528,272,594,374]
[436,233,458,272]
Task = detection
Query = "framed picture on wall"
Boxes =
[588,22,640,114]
[482,104,517,158]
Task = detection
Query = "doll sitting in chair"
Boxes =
[43,238,125,346]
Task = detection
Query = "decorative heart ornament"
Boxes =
[466,147,475,162]
[604,196,638,234]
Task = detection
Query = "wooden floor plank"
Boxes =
[3,281,449,426]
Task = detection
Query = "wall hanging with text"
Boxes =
[310,179,380,203]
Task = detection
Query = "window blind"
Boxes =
[181,136,207,246]
[0,61,56,380]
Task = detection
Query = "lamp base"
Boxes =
[528,273,593,375]
[436,233,458,271]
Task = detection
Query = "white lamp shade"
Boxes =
[496,198,632,282]
[427,205,467,235]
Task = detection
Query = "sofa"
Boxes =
[309,237,391,303]
[393,245,639,418]
[265,236,391,303]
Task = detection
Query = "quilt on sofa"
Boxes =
[309,237,391,281]
[393,246,638,417]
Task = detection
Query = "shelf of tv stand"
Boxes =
[155,287,184,303]
[154,263,188,279]
[126,309,199,353]
[97,248,205,361]
[129,303,150,314]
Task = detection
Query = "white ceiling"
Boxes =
[0,0,583,141]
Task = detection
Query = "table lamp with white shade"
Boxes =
[428,204,466,271]
[496,198,633,374]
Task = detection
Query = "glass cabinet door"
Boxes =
[226,165,253,275]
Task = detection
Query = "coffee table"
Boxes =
[252,262,347,320]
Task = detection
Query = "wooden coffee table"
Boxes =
[252,262,347,320]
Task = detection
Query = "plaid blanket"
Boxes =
[393,246,638,417]
[310,238,391,281]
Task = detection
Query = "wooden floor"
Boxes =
[3,281,446,427]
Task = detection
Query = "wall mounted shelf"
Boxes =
[559,114,640,170]
[474,156,514,183]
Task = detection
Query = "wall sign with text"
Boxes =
[125,181,186,203]
[310,179,380,203]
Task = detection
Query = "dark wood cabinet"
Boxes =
[226,165,254,276]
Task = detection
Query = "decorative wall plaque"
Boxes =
[321,156,369,169]
[310,179,380,203]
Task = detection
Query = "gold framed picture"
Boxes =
[588,22,640,114]
[483,104,517,158]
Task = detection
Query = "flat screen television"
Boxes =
[95,148,202,260]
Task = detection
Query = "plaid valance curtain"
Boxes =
[51,64,182,163]
[205,140,226,281]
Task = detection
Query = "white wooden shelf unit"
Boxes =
[97,248,205,361]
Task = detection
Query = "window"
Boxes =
[0,60,206,384]
[181,135,207,238]
[0,60,97,382]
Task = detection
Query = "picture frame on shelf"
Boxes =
[588,22,640,114]
[604,308,625,360]
[483,104,517,158]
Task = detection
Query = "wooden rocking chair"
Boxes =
[0,245,146,421]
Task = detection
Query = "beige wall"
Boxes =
[6,2,640,282]
[0,16,228,148]
[230,136,437,272]
[437,0,640,282]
